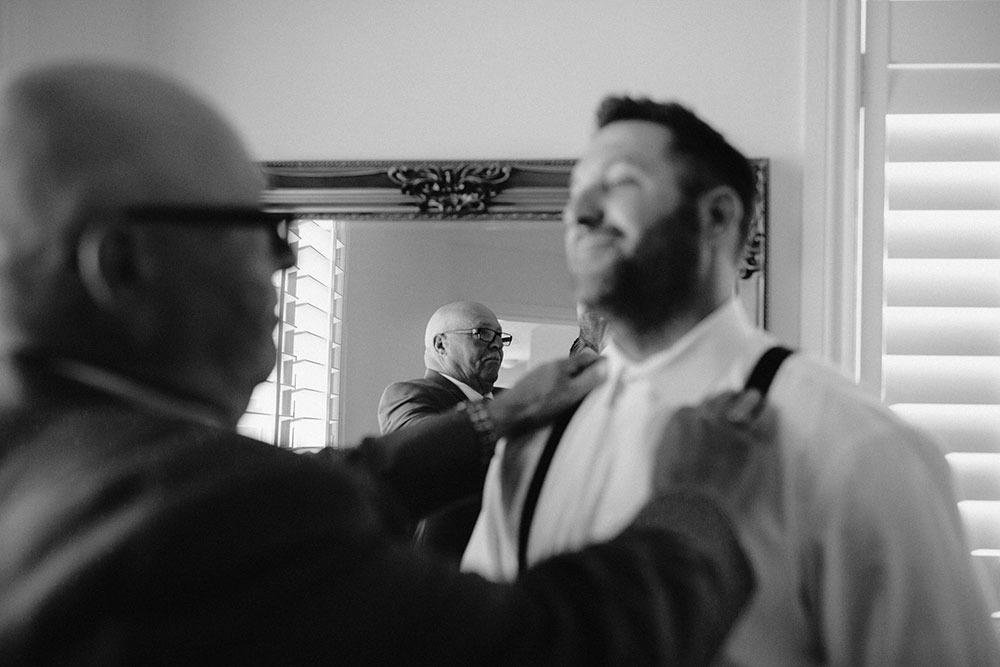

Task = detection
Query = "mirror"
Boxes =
[238,160,768,449]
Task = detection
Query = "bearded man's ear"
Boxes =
[698,185,745,246]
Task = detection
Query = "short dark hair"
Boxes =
[595,96,756,243]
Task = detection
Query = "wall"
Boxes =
[2,0,813,439]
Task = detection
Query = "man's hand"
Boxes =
[653,389,777,518]
[486,355,606,438]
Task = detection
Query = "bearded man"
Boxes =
[463,96,1000,666]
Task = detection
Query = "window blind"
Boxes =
[864,0,1000,621]
[238,218,345,450]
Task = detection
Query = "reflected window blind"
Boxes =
[238,219,346,449]
[864,0,1000,620]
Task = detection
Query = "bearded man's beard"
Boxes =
[572,201,702,334]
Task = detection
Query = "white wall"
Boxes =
[2,0,815,439]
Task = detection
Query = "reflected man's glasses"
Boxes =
[442,328,513,347]
[122,205,295,262]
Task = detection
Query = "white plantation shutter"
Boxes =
[238,219,346,449]
[862,0,1000,621]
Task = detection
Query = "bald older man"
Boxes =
[0,62,768,666]
[378,300,509,561]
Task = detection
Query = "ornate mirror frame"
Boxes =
[260,157,770,325]
[245,159,769,447]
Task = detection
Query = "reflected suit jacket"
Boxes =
[378,369,494,563]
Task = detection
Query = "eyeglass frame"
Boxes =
[440,328,513,347]
[114,204,296,262]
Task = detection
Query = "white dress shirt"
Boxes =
[463,298,1000,666]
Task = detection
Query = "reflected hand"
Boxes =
[653,389,777,518]
[486,355,606,438]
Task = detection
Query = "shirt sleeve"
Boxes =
[0,426,753,667]
[808,425,1000,666]
[361,491,754,667]
[317,409,489,521]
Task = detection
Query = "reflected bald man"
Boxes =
[378,300,510,561]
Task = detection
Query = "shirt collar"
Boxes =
[439,373,492,401]
[603,298,758,385]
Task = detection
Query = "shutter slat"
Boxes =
[887,162,1000,210]
[885,259,1000,307]
[894,404,1000,454]
[886,307,1000,355]
[887,114,1000,162]
[890,1,1000,65]
[949,453,1000,501]
[885,355,1000,404]
[886,210,1000,259]
[960,501,1000,552]
[972,552,1000,615]
[888,69,1000,114]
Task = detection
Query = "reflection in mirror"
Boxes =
[237,160,768,449]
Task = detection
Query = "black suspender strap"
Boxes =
[515,345,794,576]
[517,401,582,575]
[743,345,794,397]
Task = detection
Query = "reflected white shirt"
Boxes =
[438,373,492,402]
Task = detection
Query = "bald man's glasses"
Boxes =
[123,205,295,262]
[442,328,513,346]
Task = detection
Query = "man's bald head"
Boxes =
[423,301,505,395]
[0,62,262,245]
[423,301,500,349]
[0,62,285,424]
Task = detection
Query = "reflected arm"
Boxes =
[331,356,608,520]
[328,410,487,520]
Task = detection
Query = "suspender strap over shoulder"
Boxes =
[515,345,794,576]
[517,401,581,575]
[743,345,794,397]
